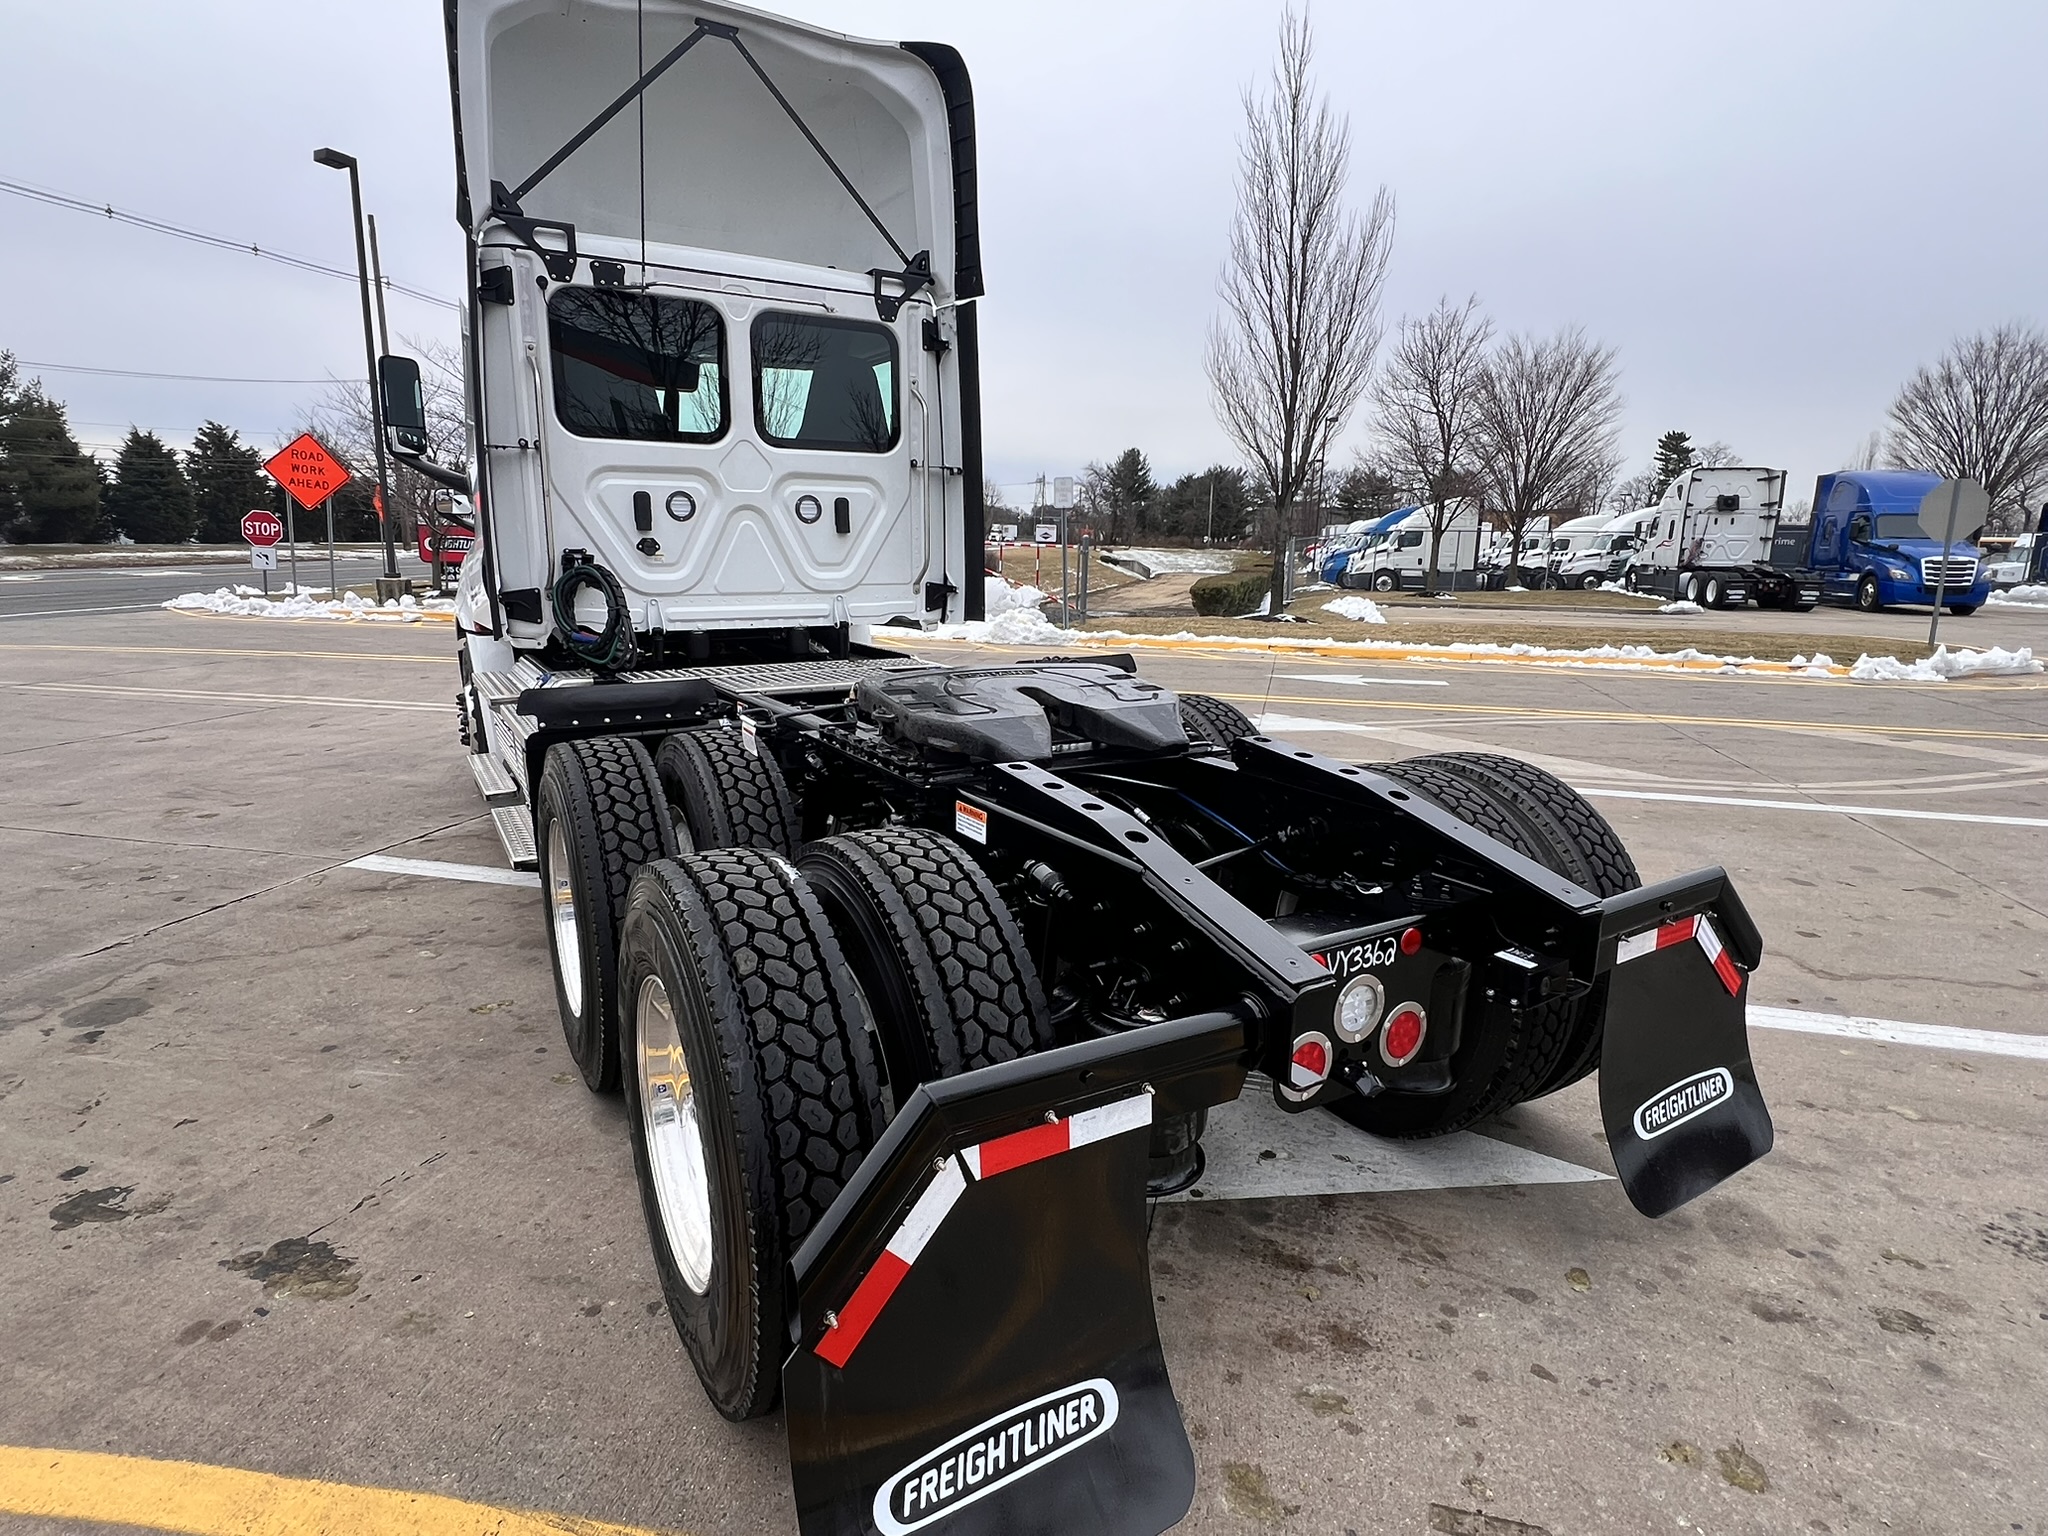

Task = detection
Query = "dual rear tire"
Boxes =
[1335,752,1639,1139]
[539,730,1052,1421]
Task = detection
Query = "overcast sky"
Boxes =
[3,1,2043,507]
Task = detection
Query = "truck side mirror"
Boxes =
[379,355,430,456]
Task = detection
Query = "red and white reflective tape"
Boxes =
[959,1091,1154,1180]
[1616,913,1744,996]
[814,1090,1153,1370]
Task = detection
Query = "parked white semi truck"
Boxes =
[378,7,1779,1531]
[1341,502,1483,591]
[1551,508,1654,590]
[1625,466,1819,610]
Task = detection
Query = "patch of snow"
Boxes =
[1116,548,1241,576]
[1988,583,2048,607]
[1659,600,1703,615]
[1848,645,2043,682]
[163,587,454,622]
[1321,596,1389,625]
[1238,592,1273,618]
[983,575,1046,618]
[1598,581,1662,599]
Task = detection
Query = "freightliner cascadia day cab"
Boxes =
[1625,465,1820,610]
[1806,469,1991,614]
[372,6,1777,1530]
[1340,502,1483,592]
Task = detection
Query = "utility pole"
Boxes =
[1205,471,1216,546]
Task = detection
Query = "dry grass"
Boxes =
[1076,610,1927,664]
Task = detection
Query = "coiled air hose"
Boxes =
[550,559,636,671]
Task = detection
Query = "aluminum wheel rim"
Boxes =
[545,819,583,1017]
[638,973,714,1294]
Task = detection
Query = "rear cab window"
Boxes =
[752,313,898,452]
[548,288,726,442]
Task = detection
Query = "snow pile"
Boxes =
[1988,583,2048,607]
[1321,596,1389,625]
[1598,582,1662,600]
[983,575,1047,618]
[1659,600,1703,615]
[164,587,455,622]
[1788,653,1839,677]
[1848,645,2043,682]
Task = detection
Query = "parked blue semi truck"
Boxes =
[1804,470,1990,614]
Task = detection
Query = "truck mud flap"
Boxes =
[784,1011,1249,1536]
[1595,872,1773,1217]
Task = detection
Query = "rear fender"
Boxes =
[784,1009,1250,1536]
[1595,871,1773,1216]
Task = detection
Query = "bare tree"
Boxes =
[1207,9,1394,614]
[1474,327,1624,586]
[304,334,468,545]
[1846,429,1883,471]
[1610,468,1661,513]
[1373,295,1492,592]
[1693,440,1740,468]
[1886,322,2048,526]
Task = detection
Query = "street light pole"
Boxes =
[314,147,400,591]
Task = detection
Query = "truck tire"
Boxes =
[1948,603,1978,616]
[1856,574,1883,612]
[655,725,800,855]
[1373,571,1398,592]
[1682,573,1702,605]
[1703,576,1724,608]
[1178,692,1256,748]
[535,737,679,1093]
[1332,757,1578,1137]
[800,827,1053,1097]
[1578,571,1603,590]
[617,852,886,1421]
[1418,752,1641,1096]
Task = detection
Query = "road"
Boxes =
[0,555,437,621]
[1,602,2044,1536]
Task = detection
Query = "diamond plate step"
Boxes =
[492,804,537,870]
[468,749,519,802]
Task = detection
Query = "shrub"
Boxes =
[1190,564,1274,616]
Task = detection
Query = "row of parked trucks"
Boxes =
[1319,467,2012,613]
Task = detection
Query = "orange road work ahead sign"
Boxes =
[264,433,351,511]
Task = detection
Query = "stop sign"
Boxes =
[242,510,284,547]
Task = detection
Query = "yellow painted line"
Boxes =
[0,641,445,664]
[0,1445,671,1536]
[1213,689,2048,744]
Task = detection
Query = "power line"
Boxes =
[0,174,459,310]
[17,361,344,385]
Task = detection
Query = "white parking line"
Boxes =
[1252,715,2048,828]
[1580,786,2048,830]
[1752,1006,2048,1060]
[343,854,539,888]
[11,682,445,712]
[1278,672,1451,688]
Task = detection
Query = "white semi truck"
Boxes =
[378,7,1780,1531]
[1551,508,1655,590]
[1625,465,1819,609]
[1340,502,1483,592]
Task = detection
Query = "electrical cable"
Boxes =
[549,560,636,670]
[0,175,458,310]
[14,362,342,384]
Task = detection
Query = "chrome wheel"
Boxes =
[638,973,714,1294]
[545,818,583,1018]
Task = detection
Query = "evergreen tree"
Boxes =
[184,421,270,543]
[1100,447,1157,542]
[0,355,105,544]
[105,429,196,543]
[1651,430,1694,497]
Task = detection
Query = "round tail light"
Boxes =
[1380,1003,1427,1067]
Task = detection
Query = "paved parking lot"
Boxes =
[2,600,2045,1536]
